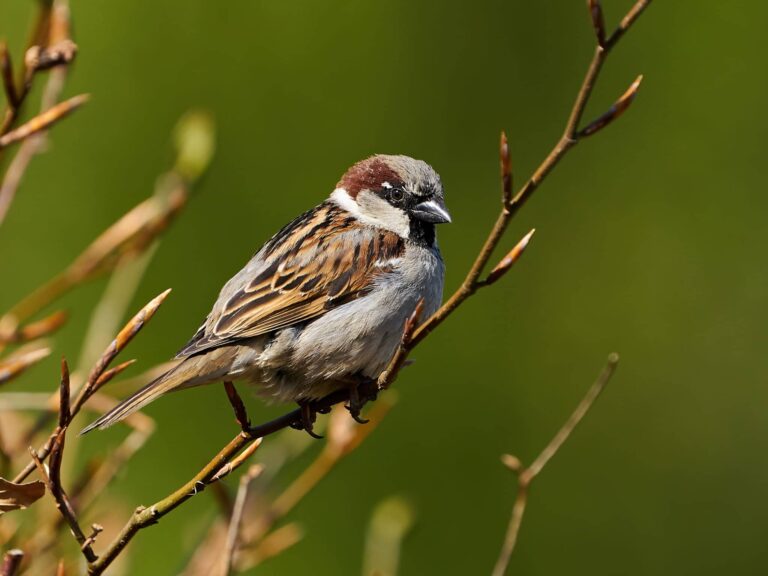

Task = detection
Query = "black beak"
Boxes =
[411,199,452,224]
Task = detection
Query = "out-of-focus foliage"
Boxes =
[1,1,766,574]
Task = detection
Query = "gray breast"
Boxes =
[253,242,444,401]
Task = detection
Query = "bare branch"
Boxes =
[500,131,512,208]
[1,550,24,576]
[86,433,262,575]
[0,310,68,345]
[222,464,263,576]
[579,75,643,138]
[210,442,262,484]
[0,43,18,108]
[491,354,620,576]
[57,358,70,428]
[24,39,77,73]
[481,228,535,287]
[0,94,88,149]
[14,290,171,483]
[0,347,50,386]
[29,445,97,562]
[587,0,607,47]
[606,0,653,49]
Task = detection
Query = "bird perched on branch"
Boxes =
[83,155,450,436]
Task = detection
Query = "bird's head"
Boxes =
[331,155,450,245]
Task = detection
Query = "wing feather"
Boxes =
[176,202,404,358]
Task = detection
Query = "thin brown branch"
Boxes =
[210,441,263,484]
[500,131,512,207]
[1,550,23,576]
[479,228,535,287]
[0,347,51,386]
[24,39,77,73]
[578,74,643,137]
[0,1,76,228]
[605,0,653,49]
[250,399,396,545]
[87,432,262,575]
[491,353,620,576]
[0,1,72,138]
[0,310,68,346]
[26,356,95,563]
[57,358,70,428]
[0,43,18,109]
[0,93,88,150]
[29,444,97,562]
[75,288,171,408]
[587,0,607,48]
[376,0,651,385]
[13,290,171,483]
[222,464,262,576]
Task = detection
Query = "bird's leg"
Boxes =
[291,400,323,439]
[223,381,251,432]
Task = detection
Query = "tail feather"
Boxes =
[80,347,237,434]
[80,369,181,434]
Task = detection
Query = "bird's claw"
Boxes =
[346,382,370,424]
[293,401,323,439]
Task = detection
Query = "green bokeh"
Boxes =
[2,1,767,574]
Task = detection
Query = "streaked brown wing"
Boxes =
[177,202,404,358]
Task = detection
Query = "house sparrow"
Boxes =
[82,155,450,435]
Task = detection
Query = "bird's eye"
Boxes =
[389,188,405,203]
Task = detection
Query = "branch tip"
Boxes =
[59,357,71,427]
[402,298,425,346]
[579,74,643,138]
[0,93,90,149]
[483,228,535,286]
[500,131,512,206]
[0,41,18,109]
[587,0,606,47]
[501,453,523,473]
[1,549,24,576]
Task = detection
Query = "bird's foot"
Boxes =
[292,400,323,439]
[345,378,377,424]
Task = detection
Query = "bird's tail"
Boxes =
[80,348,236,434]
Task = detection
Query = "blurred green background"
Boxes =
[2,1,767,574]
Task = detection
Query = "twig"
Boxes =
[0,0,77,227]
[1,550,23,576]
[491,354,620,576]
[222,465,262,576]
[210,439,263,483]
[0,43,18,109]
[29,445,97,563]
[26,357,99,563]
[13,290,171,483]
[86,433,263,575]
[0,347,51,386]
[249,399,396,546]
[0,310,68,345]
[0,94,88,149]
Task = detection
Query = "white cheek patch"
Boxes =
[331,188,410,238]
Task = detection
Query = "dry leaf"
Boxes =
[0,476,45,514]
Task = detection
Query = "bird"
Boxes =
[82,154,450,435]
